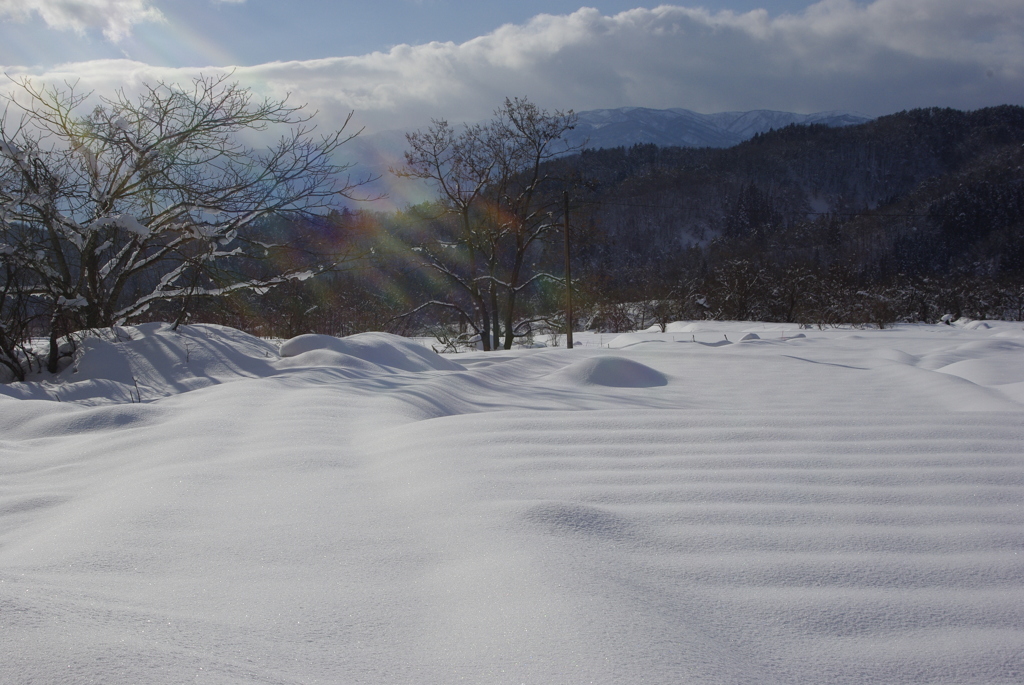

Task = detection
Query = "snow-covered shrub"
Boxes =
[0,74,367,372]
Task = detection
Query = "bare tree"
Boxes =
[0,74,367,370]
[396,97,579,350]
[395,119,500,348]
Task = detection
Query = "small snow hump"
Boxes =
[279,332,463,372]
[549,356,668,388]
[523,502,633,540]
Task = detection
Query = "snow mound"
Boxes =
[919,339,1024,372]
[939,358,1024,386]
[927,340,1024,386]
[273,348,385,373]
[0,323,278,404]
[279,332,463,372]
[606,333,668,348]
[523,502,634,540]
[1,401,156,441]
[874,348,919,365]
[548,356,668,387]
[740,333,760,341]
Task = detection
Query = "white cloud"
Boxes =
[0,0,164,41]
[1,1,1021,134]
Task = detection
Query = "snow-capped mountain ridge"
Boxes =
[566,107,873,150]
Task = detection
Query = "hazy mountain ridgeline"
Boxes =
[340,107,872,207]
[565,107,872,150]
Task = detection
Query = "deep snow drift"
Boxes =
[2,321,1023,683]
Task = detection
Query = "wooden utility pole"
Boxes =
[564,190,574,349]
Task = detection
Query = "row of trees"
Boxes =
[576,261,1024,333]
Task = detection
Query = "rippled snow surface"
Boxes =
[2,321,1023,683]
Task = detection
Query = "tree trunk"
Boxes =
[490,286,500,351]
[46,324,61,374]
[477,297,491,351]
[502,288,517,350]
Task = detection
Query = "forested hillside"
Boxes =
[554,106,1024,326]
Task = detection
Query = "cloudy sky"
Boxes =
[0,0,1021,134]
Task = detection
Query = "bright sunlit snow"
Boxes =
[2,321,1023,683]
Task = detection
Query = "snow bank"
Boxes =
[0,323,278,405]
[279,331,463,372]
[547,355,668,387]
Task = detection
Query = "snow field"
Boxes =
[1,321,1023,683]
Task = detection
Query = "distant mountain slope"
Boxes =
[549,105,1024,293]
[564,107,873,150]
[338,107,875,207]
